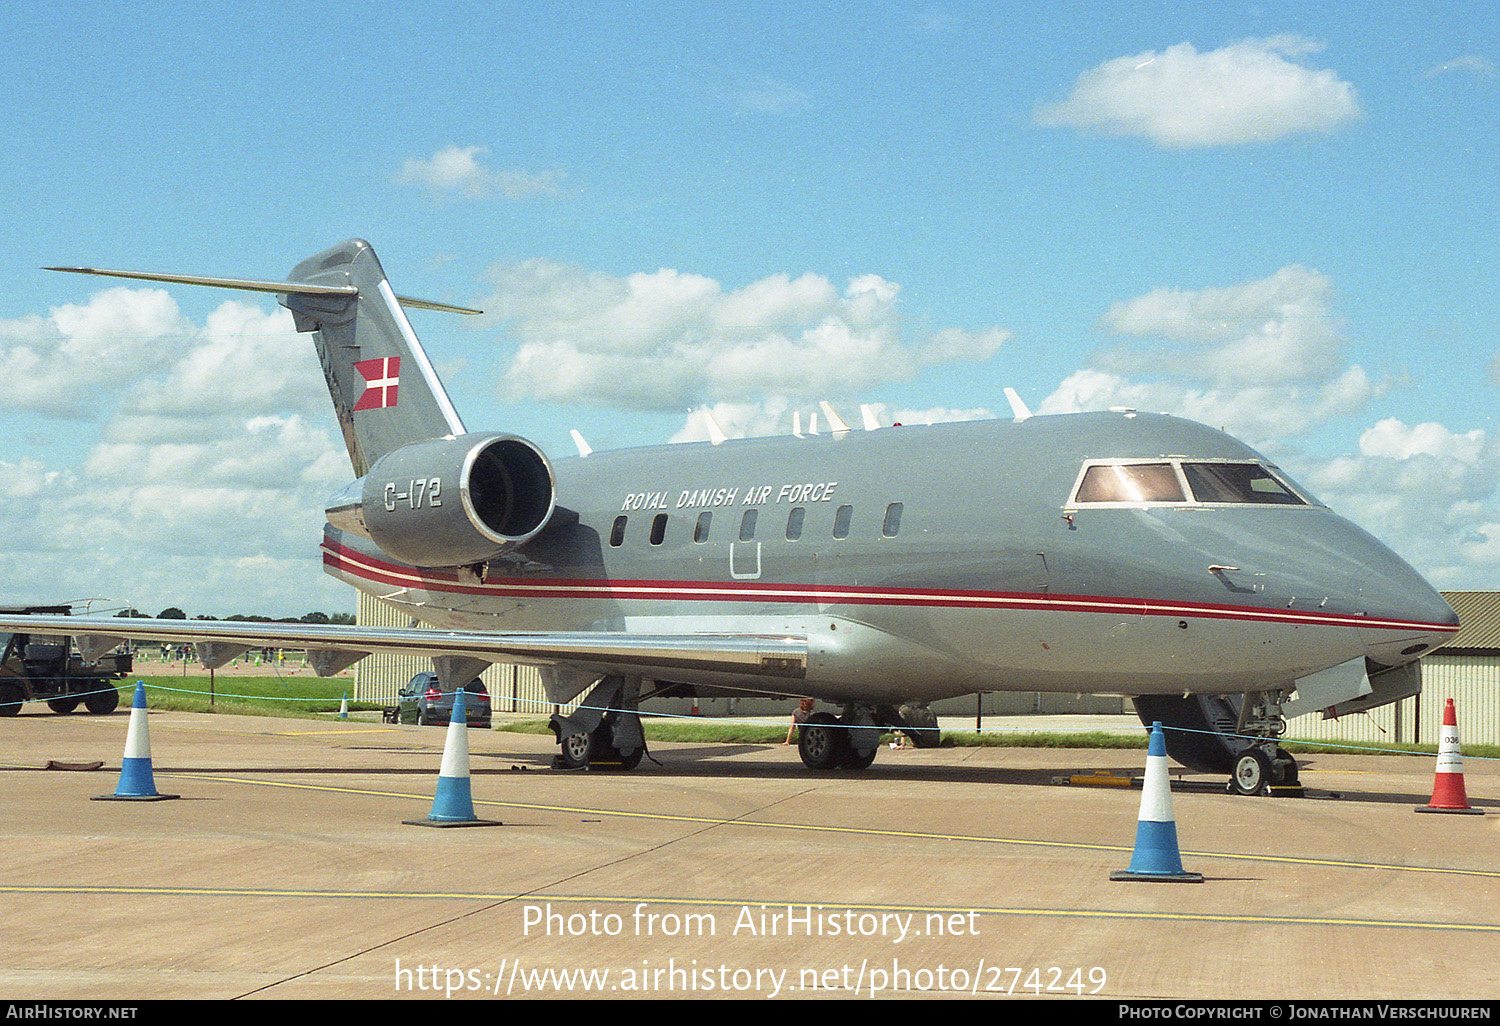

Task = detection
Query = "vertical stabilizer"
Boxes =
[281,240,468,476]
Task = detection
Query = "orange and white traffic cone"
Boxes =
[1416,699,1483,815]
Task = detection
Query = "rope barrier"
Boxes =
[3,679,1493,765]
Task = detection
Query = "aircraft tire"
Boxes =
[586,726,642,771]
[839,745,878,770]
[1228,749,1273,796]
[798,713,846,770]
[897,703,941,748]
[1131,694,1248,774]
[557,731,591,769]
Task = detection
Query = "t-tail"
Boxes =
[48,239,559,570]
[50,238,478,475]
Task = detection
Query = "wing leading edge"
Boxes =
[0,613,807,689]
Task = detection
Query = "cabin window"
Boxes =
[1181,463,1305,505]
[833,504,853,539]
[882,502,903,537]
[786,507,805,541]
[1073,463,1185,504]
[694,511,712,543]
[649,512,668,545]
[610,515,628,547]
[739,509,758,541]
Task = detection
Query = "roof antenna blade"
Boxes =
[819,401,851,440]
[1004,388,1033,422]
[702,409,728,446]
[859,404,881,431]
[570,429,593,457]
[792,411,804,438]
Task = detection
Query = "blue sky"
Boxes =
[0,1,1496,616]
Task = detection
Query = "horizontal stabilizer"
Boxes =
[44,266,482,316]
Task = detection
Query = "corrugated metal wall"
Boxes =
[353,593,553,715]
[1284,653,1500,747]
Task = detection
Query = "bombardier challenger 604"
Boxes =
[0,240,1459,794]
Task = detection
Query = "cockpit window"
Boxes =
[1070,459,1312,507]
[1074,463,1185,504]
[1181,462,1304,505]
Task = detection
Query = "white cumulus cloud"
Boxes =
[484,258,1009,410]
[396,145,564,199]
[1035,36,1362,147]
[1039,266,1380,447]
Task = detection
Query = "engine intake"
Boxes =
[326,433,556,567]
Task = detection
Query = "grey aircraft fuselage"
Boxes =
[324,408,1459,707]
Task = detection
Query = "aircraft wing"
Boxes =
[0,613,808,688]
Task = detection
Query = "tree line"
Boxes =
[114,608,356,625]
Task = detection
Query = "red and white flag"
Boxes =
[352,356,400,411]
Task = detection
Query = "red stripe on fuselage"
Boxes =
[320,537,1458,635]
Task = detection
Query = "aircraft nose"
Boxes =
[1318,518,1459,661]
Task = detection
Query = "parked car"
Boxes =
[393,672,491,728]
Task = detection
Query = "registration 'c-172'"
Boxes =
[1,240,1460,794]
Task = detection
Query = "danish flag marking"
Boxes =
[353,357,400,411]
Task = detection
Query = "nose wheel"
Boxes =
[1228,745,1301,796]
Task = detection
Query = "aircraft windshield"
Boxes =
[1074,463,1184,503]
[1180,463,1304,505]
[1070,460,1312,507]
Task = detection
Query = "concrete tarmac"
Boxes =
[1,705,1497,1002]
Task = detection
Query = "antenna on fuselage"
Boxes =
[700,408,728,446]
[819,401,851,440]
[1004,388,1032,422]
[570,429,593,457]
[859,404,881,431]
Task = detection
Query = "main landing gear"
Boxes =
[795,703,940,772]
[549,676,646,771]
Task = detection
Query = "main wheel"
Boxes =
[557,731,591,769]
[838,744,878,770]
[797,713,846,770]
[1229,749,1273,796]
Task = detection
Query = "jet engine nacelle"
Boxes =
[325,433,556,567]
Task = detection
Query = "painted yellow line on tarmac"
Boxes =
[0,884,1494,934]
[262,727,402,737]
[173,771,1500,881]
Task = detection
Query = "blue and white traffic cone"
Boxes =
[404,690,501,828]
[338,694,349,720]
[94,681,178,802]
[1111,722,1202,882]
